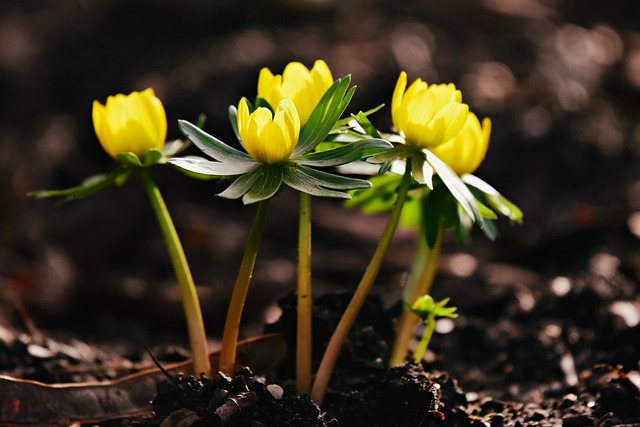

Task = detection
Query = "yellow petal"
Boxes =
[256,60,334,126]
[431,112,492,175]
[391,71,408,132]
[439,102,469,143]
[237,98,251,142]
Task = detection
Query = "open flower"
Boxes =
[92,88,167,159]
[258,60,334,125]
[430,112,491,176]
[391,71,468,149]
[169,76,392,204]
[238,98,300,165]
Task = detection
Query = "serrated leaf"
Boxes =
[168,156,257,176]
[424,149,481,225]
[298,138,392,167]
[242,166,284,204]
[28,168,131,204]
[293,76,355,157]
[116,152,142,167]
[178,119,252,163]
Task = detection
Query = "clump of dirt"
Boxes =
[145,367,329,427]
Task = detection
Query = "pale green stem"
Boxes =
[219,199,270,376]
[413,312,436,363]
[310,165,413,406]
[297,191,313,395]
[389,223,443,366]
[138,169,210,377]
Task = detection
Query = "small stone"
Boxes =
[267,383,284,400]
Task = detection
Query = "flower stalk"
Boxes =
[137,168,210,377]
[219,199,270,376]
[311,164,413,405]
[390,224,443,366]
[297,191,313,395]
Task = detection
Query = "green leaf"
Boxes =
[283,167,352,199]
[168,156,257,176]
[335,103,385,127]
[242,166,284,204]
[293,76,355,157]
[218,169,261,199]
[116,152,142,167]
[424,150,481,225]
[178,119,252,163]
[283,165,372,199]
[28,168,131,204]
[228,105,241,143]
[411,156,433,188]
[293,165,371,190]
[368,145,410,164]
[142,149,163,166]
[162,139,191,157]
[479,215,498,241]
[254,96,273,111]
[345,173,402,213]
[476,199,498,220]
[421,185,447,248]
[297,138,392,167]
[463,174,523,223]
[351,110,382,139]
[409,295,458,320]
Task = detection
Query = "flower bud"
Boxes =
[92,88,167,159]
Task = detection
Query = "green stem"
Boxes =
[389,224,443,366]
[219,199,270,376]
[310,165,413,405]
[413,313,436,363]
[138,169,210,377]
[297,192,313,395]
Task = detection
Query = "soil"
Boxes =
[2,0,640,426]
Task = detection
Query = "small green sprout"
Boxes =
[408,295,458,363]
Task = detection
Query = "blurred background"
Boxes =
[1,0,640,350]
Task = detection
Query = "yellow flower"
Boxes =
[391,71,469,149]
[237,97,300,164]
[92,88,167,159]
[258,60,333,126]
[430,112,491,175]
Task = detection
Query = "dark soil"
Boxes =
[2,0,640,426]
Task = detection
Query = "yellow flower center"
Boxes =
[237,98,300,164]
